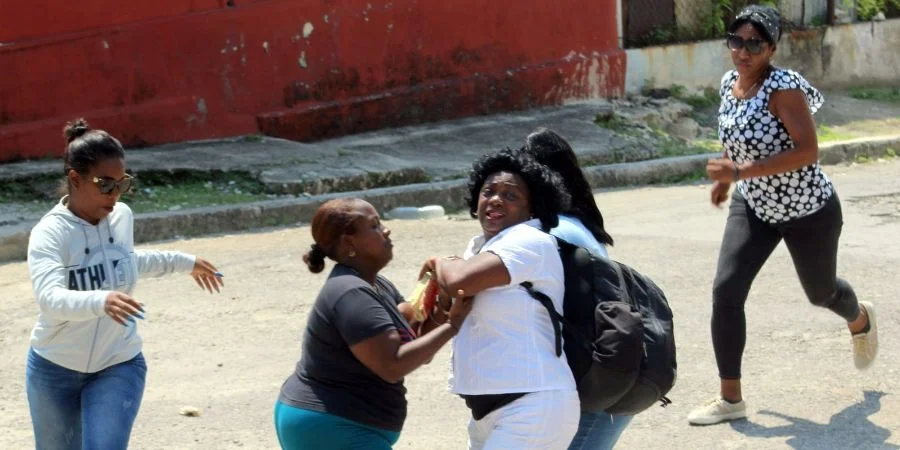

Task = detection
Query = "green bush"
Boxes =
[856,0,900,20]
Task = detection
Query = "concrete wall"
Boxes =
[804,19,900,86]
[626,18,900,94]
[0,0,624,162]
[625,38,731,94]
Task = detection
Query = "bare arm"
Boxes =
[349,297,473,383]
[349,326,456,383]
[433,252,511,298]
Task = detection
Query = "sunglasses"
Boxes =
[726,34,768,55]
[90,174,134,195]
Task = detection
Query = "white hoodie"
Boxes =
[27,198,195,373]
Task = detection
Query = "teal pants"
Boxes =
[273,400,401,450]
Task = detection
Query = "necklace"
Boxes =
[734,68,769,100]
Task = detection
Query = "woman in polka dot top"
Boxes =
[687,5,879,427]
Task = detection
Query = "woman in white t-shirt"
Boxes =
[421,148,579,449]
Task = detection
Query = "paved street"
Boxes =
[1,159,898,449]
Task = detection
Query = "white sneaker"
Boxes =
[687,397,747,425]
[853,301,878,370]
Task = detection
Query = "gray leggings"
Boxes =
[711,191,859,380]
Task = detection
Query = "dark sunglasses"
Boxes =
[726,34,768,55]
[90,174,134,195]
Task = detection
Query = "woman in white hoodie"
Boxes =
[25,119,224,450]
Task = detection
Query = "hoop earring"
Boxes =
[348,248,356,258]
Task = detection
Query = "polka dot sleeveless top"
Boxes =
[718,68,833,224]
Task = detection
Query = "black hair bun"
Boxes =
[303,244,326,273]
[63,118,91,144]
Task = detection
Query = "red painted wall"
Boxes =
[0,1,226,44]
[0,0,624,162]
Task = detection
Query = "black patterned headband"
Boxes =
[732,5,782,44]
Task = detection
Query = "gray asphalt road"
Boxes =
[1,159,898,449]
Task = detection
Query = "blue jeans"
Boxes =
[567,411,633,450]
[274,400,401,450]
[25,349,147,450]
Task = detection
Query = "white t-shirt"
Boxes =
[449,219,577,395]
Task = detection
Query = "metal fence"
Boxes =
[622,0,792,48]
[621,0,677,48]
[622,0,900,48]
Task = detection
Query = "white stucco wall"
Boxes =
[819,19,900,86]
[625,39,731,93]
[625,18,900,94]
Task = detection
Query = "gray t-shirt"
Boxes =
[278,264,414,432]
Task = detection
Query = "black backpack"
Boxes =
[521,238,676,415]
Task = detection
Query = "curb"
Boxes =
[132,179,470,244]
[1,136,898,263]
[583,153,716,187]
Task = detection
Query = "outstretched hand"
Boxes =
[191,258,224,293]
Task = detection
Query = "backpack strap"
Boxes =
[610,261,631,305]
[520,282,564,356]
[521,281,597,358]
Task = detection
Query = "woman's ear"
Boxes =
[337,233,354,259]
[67,170,81,190]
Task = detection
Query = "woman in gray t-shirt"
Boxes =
[275,198,472,449]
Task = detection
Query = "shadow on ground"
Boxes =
[730,391,897,449]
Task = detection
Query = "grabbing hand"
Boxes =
[418,255,461,279]
[191,258,224,294]
[105,292,144,326]
[418,257,437,280]
[710,181,731,207]
[448,290,474,331]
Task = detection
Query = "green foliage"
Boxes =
[0,171,274,214]
[857,0,900,20]
[670,85,721,108]
[594,111,634,133]
[817,125,855,143]
[699,0,733,41]
[669,84,688,99]
[848,86,900,103]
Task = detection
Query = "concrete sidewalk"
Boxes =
[0,101,639,192]
[1,98,899,263]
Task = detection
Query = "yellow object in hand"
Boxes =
[407,271,437,322]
